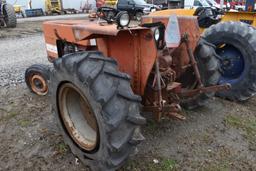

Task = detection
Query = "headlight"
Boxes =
[143,7,151,13]
[153,26,165,49]
[154,28,160,41]
[151,8,156,12]
[116,11,130,28]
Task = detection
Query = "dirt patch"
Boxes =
[0,84,255,171]
[0,17,138,39]
[0,14,89,39]
[123,97,256,171]
[0,22,43,39]
[0,84,89,171]
[0,17,255,171]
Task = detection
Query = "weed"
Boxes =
[161,159,176,171]
[123,157,177,171]
[201,162,229,171]
[146,119,158,132]
[18,119,31,127]
[0,111,18,122]
[55,142,68,154]
[225,115,256,150]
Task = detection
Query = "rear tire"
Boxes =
[50,51,145,171]
[3,3,17,28]
[181,38,221,109]
[203,22,256,101]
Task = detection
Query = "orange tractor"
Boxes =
[25,11,232,170]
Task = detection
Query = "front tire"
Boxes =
[25,64,50,96]
[50,51,145,171]
[203,22,256,101]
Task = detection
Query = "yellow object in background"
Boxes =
[150,9,256,29]
[13,5,22,13]
[13,4,25,18]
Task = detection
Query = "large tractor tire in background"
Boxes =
[181,38,221,109]
[50,51,145,171]
[203,22,256,101]
[3,3,17,28]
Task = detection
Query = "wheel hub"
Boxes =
[216,44,244,84]
[58,83,99,151]
[30,74,48,95]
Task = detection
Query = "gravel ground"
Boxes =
[0,19,256,171]
[0,34,47,87]
[17,14,88,23]
[0,14,88,39]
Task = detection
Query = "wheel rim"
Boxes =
[58,83,99,151]
[30,74,48,95]
[216,44,245,85]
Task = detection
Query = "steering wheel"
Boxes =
[194,7,222,28]
[96,7,118,23]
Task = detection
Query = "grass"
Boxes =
[224,115,241,128]
[18,119,32,127]
[0,109,31,127]
[192,146,232,171]
[145,119,158,133]
[200,162,229,171]
[224,115,256,150]
[161,159,176,171]
[123,157,177,171]
[0,111,18,122]
[55,142,69,155]
[201,133,214,145]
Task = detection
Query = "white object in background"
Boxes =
[220,0,224,9]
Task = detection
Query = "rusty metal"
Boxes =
[58,83,99,151]
[168,112,186,120]
[141,16,201,79]
[143,103,185,121]
[166,82,181,93]
[30,74,48,96]
[179,84,231,97]
[43,20,157,95]
[43,14,229,123]
[155,57,164,120]
[182,33,203,88]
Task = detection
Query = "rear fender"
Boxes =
[96,29,157,95]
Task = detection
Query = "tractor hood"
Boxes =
[43,20,148,42]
